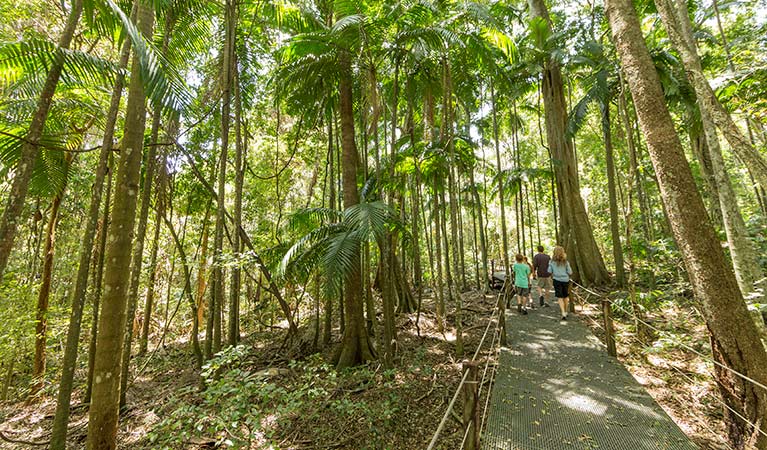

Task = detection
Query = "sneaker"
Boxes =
[561,316,567,321]
[543,302,550,308]
[522,308,528,315]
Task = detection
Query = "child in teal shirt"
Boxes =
[513,254,531,315]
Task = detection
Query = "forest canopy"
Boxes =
[0,0,766,448]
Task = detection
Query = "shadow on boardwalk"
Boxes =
[484,301,699,450]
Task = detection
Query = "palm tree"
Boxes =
[566,41,626,286]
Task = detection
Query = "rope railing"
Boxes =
[570,280,767,441]
[477,304,504,439]
[571,281,767,393]
[426,287,508,450]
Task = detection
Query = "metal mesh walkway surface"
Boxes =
[484,302,699,450]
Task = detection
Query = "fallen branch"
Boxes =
[0,430,49,446]
[416,373,438,402]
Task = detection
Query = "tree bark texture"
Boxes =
[50,27,133,447]
[529,0,610,286]
[606,1,767,447]
[334,50,375,369]
[86,2,154,448]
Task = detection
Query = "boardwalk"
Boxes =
[484,301,699,450]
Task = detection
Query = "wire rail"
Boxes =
[571,281,767,393]
[571,281,767,442]
[426,287,508,450]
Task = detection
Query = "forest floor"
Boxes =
[0,291,501,449]
[0,286,732,449]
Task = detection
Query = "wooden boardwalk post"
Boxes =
[462,360,480,450]
[499,288,507,346]
[602,299,617,357]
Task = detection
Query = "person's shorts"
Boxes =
[536,276,553,290]
[515,286,530,296]
[553,279,570,298]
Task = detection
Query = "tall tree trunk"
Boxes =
[323,111,334,347]
[119,12,175,407]
[86,154,114,403]
[602,103,626,286]
[334,50,375,369]
[30,153,74,398]
[139,193,162,356]
[443,59,462,356]
[654,0,762,300]
[529,0,610,285]
[210,0,235,357]
[698,104,762,299]
[617,73,654,248]
[469,167,489,293]
[229,48,243,347]
[491,83,510,279]
[86,2,154,447]
[50,20,134,445]
[606,2,767,447]
[0,0,83,280]
[433,177,446,331]
[408,97,424,318]
[196,204,211,332]
[655,0,767,192]
[161,208,203,368]
[689,125,724,227]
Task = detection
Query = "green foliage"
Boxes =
[149,353,403,448]
[280,200,400,296]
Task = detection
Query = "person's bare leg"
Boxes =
[558,298,566,319]
[563,297,570,317]
[517,292,527,314]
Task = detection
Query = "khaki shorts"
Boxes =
[536,277,553,290]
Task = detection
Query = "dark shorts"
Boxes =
[515,286,530,297]
[553,280,570,298]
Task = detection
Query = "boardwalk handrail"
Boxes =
[571,281,767,444]
[426,287,507,450]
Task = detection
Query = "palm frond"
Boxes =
[105,0,191,116]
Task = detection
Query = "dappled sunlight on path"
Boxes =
[484,303,699,449]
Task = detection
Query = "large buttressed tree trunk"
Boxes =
[86,1,154,448]
[334,49,375,369]
[0,0,83,281]
[528,0,610,286]
[606,0,767,447]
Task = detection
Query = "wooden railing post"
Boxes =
[462,360,480,450]
[602,299,617,357]
[498,289,507,346]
